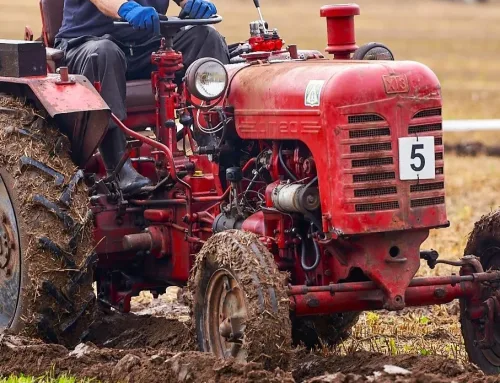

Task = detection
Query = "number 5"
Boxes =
[411,144,425,172]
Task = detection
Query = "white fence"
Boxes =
[443,120,500,132]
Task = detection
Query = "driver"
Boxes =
[54,0,230,194]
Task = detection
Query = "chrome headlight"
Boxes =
[185,58,228,101]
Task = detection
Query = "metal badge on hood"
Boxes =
[383,74,409,94]
[305,80,325,107]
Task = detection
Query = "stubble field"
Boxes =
[1,0,500,381]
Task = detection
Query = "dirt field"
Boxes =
[0,287,498,383]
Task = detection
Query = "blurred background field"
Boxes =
[1,0,500,360]
[3,0,500,120]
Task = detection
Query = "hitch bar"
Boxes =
[289,271,500,316]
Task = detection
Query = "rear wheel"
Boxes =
[189,230,291,369]
[461,210,500,374]
[0,96,95,346]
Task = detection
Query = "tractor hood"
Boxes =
[226,59,447,236]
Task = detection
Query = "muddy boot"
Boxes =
[99,127,152,194]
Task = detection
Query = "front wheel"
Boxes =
[461,210,500,374]
[188,230,291,369]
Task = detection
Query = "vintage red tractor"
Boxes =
[1,0,500,374]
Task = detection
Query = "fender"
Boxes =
[0,73,110,166]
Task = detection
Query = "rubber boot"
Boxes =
[99,127,152,194]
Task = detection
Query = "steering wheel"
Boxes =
[113,14,223,37]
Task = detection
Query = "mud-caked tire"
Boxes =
[188,230,291,369]
[291,312,360,349]
[461,209,500,375]
[0,96,95,346]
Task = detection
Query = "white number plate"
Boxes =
[398,136,436,180]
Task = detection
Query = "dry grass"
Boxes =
[2,0,500,119]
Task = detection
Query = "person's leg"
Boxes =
[64,38,128,121]
[63,38,151,194]
[173,26,230,69]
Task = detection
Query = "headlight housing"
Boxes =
[352,43,395,61]
[185,58,228,101]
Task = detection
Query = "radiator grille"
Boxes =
[410,182,445,193]
[349,128,390,138]
[350,142,392,153]
[411,196,445,208]
[413,109,442,119]
[355,201,399,212]
[354,186,397,197]
[342,110,445,222]
[353,172,396,183]
[352,157,393,168]
[348,114,384,124]
[408,123,442,134]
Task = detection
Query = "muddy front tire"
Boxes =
[461,210,500,375]
[189,230,291,369]
[0,97,95,346]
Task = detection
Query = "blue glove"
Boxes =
[118,1,160,34]
[183,0,217,19]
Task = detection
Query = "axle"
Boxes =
[289,270,500,316]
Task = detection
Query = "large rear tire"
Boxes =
[0,96,95,346]
[188,230,291,369]
[461,210,500,374]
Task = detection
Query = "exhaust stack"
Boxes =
[320,4,360,59]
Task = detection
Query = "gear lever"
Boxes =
[252,0,267,32]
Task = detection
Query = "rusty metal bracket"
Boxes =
[55,67,76,85]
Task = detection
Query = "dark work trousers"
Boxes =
[55,26,230,125]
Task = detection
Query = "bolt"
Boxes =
[434,288,446,299]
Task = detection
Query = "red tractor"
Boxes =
[1,0,500,374]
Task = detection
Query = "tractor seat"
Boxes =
[40,0,155,113]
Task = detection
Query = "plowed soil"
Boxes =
[0,296,498,383]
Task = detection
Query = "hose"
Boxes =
[278,142,297,181]
[300,224,321,272]
[216,109,228,149]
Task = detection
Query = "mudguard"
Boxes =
[0,73,110,167]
